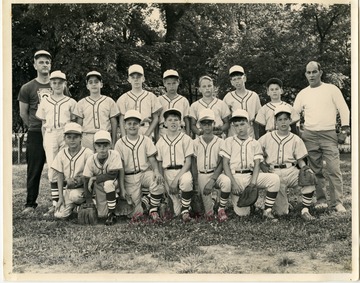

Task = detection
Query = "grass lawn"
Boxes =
[9,153,353,276]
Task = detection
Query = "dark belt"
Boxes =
[166,165,183,170]
[199,169,215,174]
[273,163,295,169]
[125,171,141,175]
[235,170,252,174]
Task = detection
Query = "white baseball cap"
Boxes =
[86,71,102,81]
[128,64,144,76]
[163,69,179,79]
[229,65,245,75]
[50,70,66,80]
[198,109,215,122]
[34,50,52,59]
[124,109,142,121]
[94,130,112,143]
[230,109,249,122]
[64,122,82,134]
[274,104,292,116]
[163,108,182,120]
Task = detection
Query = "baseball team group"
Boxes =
[17,50,351,226]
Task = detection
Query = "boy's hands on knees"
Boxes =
[88,176,97,190]
[55,197,64,212]
[203,178,216,195]
[154,171,164,185]
[231,182,242,195]
[260,162,272,173]
[169,178,179,194]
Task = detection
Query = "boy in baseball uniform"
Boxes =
[255,78,300,138]
[156,108,194,222]
[190,76,230,138]
[117,64,162,140]
[83,130,124,225]
[51,122,93,219]
[36,70,77,215]
[193,109,231,222]
[220,109,280,219]
[158,69,190,137]
[258,105,315,220]
[223,65,261,139]
[74,71,119,150]
[114,109,164,222]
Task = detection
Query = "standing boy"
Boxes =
[223,65,261,139]
[258,105,316,220]
[117,64,162,139]
[158,69,190,137]
[193,109,231,222]
[220,109,280,219]
[156,108,194,222]
[18,50,52,214]
[36,70,77,215]
[83,130,124,225]
[51,122,94,219]
[74,71,119,150]
[255,78,300,138]
[190,76,230,138]
[114,109,164,222]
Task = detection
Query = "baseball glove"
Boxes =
[78,202,98,225]
[237,185,259,207]
[337,132,347,145]
[298,166,317,186]
[115,195,135,216]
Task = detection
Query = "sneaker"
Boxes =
[314,202,328,211]
[150,211,162,223]
[43,206,55,217]
[182,212,191,223]
[22,207,35,215]
[263,208,277,220]
[217,208,228,222]
[301,208,315,221]
[334,204,346,213]
[105,212,116,226]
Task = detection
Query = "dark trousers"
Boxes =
[25,131,46,208]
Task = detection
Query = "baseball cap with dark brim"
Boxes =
[128,64,144,76]
[163,69,179,79]
[163,108,182,120]
[230,109,249,122]
[64,122,82,134]
[274,104,292,116]
[94,130,112,143]
[86,71,102,82]
[124,109,142,121]
[50,70,66,81]
[229,65,245,76]
[266,78,283,88]
[34,50,52,60]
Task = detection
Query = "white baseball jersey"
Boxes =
[36,96,77,130]
[255,101,300,131]
[193,136,224,172]
[158,94,190,127]
[114,135,157,174]
[156,133,194,169]
[83,150,122,177]
[51,147,94,179]
[117,90,162,121]
[189,98,230,128]
[258,132,308,165]
[223,90,261,121]
[73,95,120,133]
[219,136,263,171]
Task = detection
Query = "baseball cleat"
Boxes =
[43,206,55,217]
[334,204,346,213]
[22,207,35,215]
[314,202,328,211]
[301,208,315,221]
[263,208,277,221]
[105,212,117,226]
[181,212,191,223]
[217,208,228,222]
[150,211,162,223]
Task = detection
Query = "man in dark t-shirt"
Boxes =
[18,50,52,213]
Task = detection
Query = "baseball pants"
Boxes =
[54,188,85,218]
[302,129,343,208]
[93,180,117,218]
[272,166,315,216]
[25,131,46,208]
[231,172,280,216]
[124,170,164,217]
[198,173,231,214]
[43,128,65,182]
[163,170,193,216]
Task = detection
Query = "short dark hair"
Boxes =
[230,117,248,123]
[275,112,291,119]
[230,72,244,78]
[164,111,181,120]
[266,78,283,88]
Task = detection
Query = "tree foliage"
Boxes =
[12,3,351,133]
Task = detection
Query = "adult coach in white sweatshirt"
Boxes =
[293,61,350,212]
